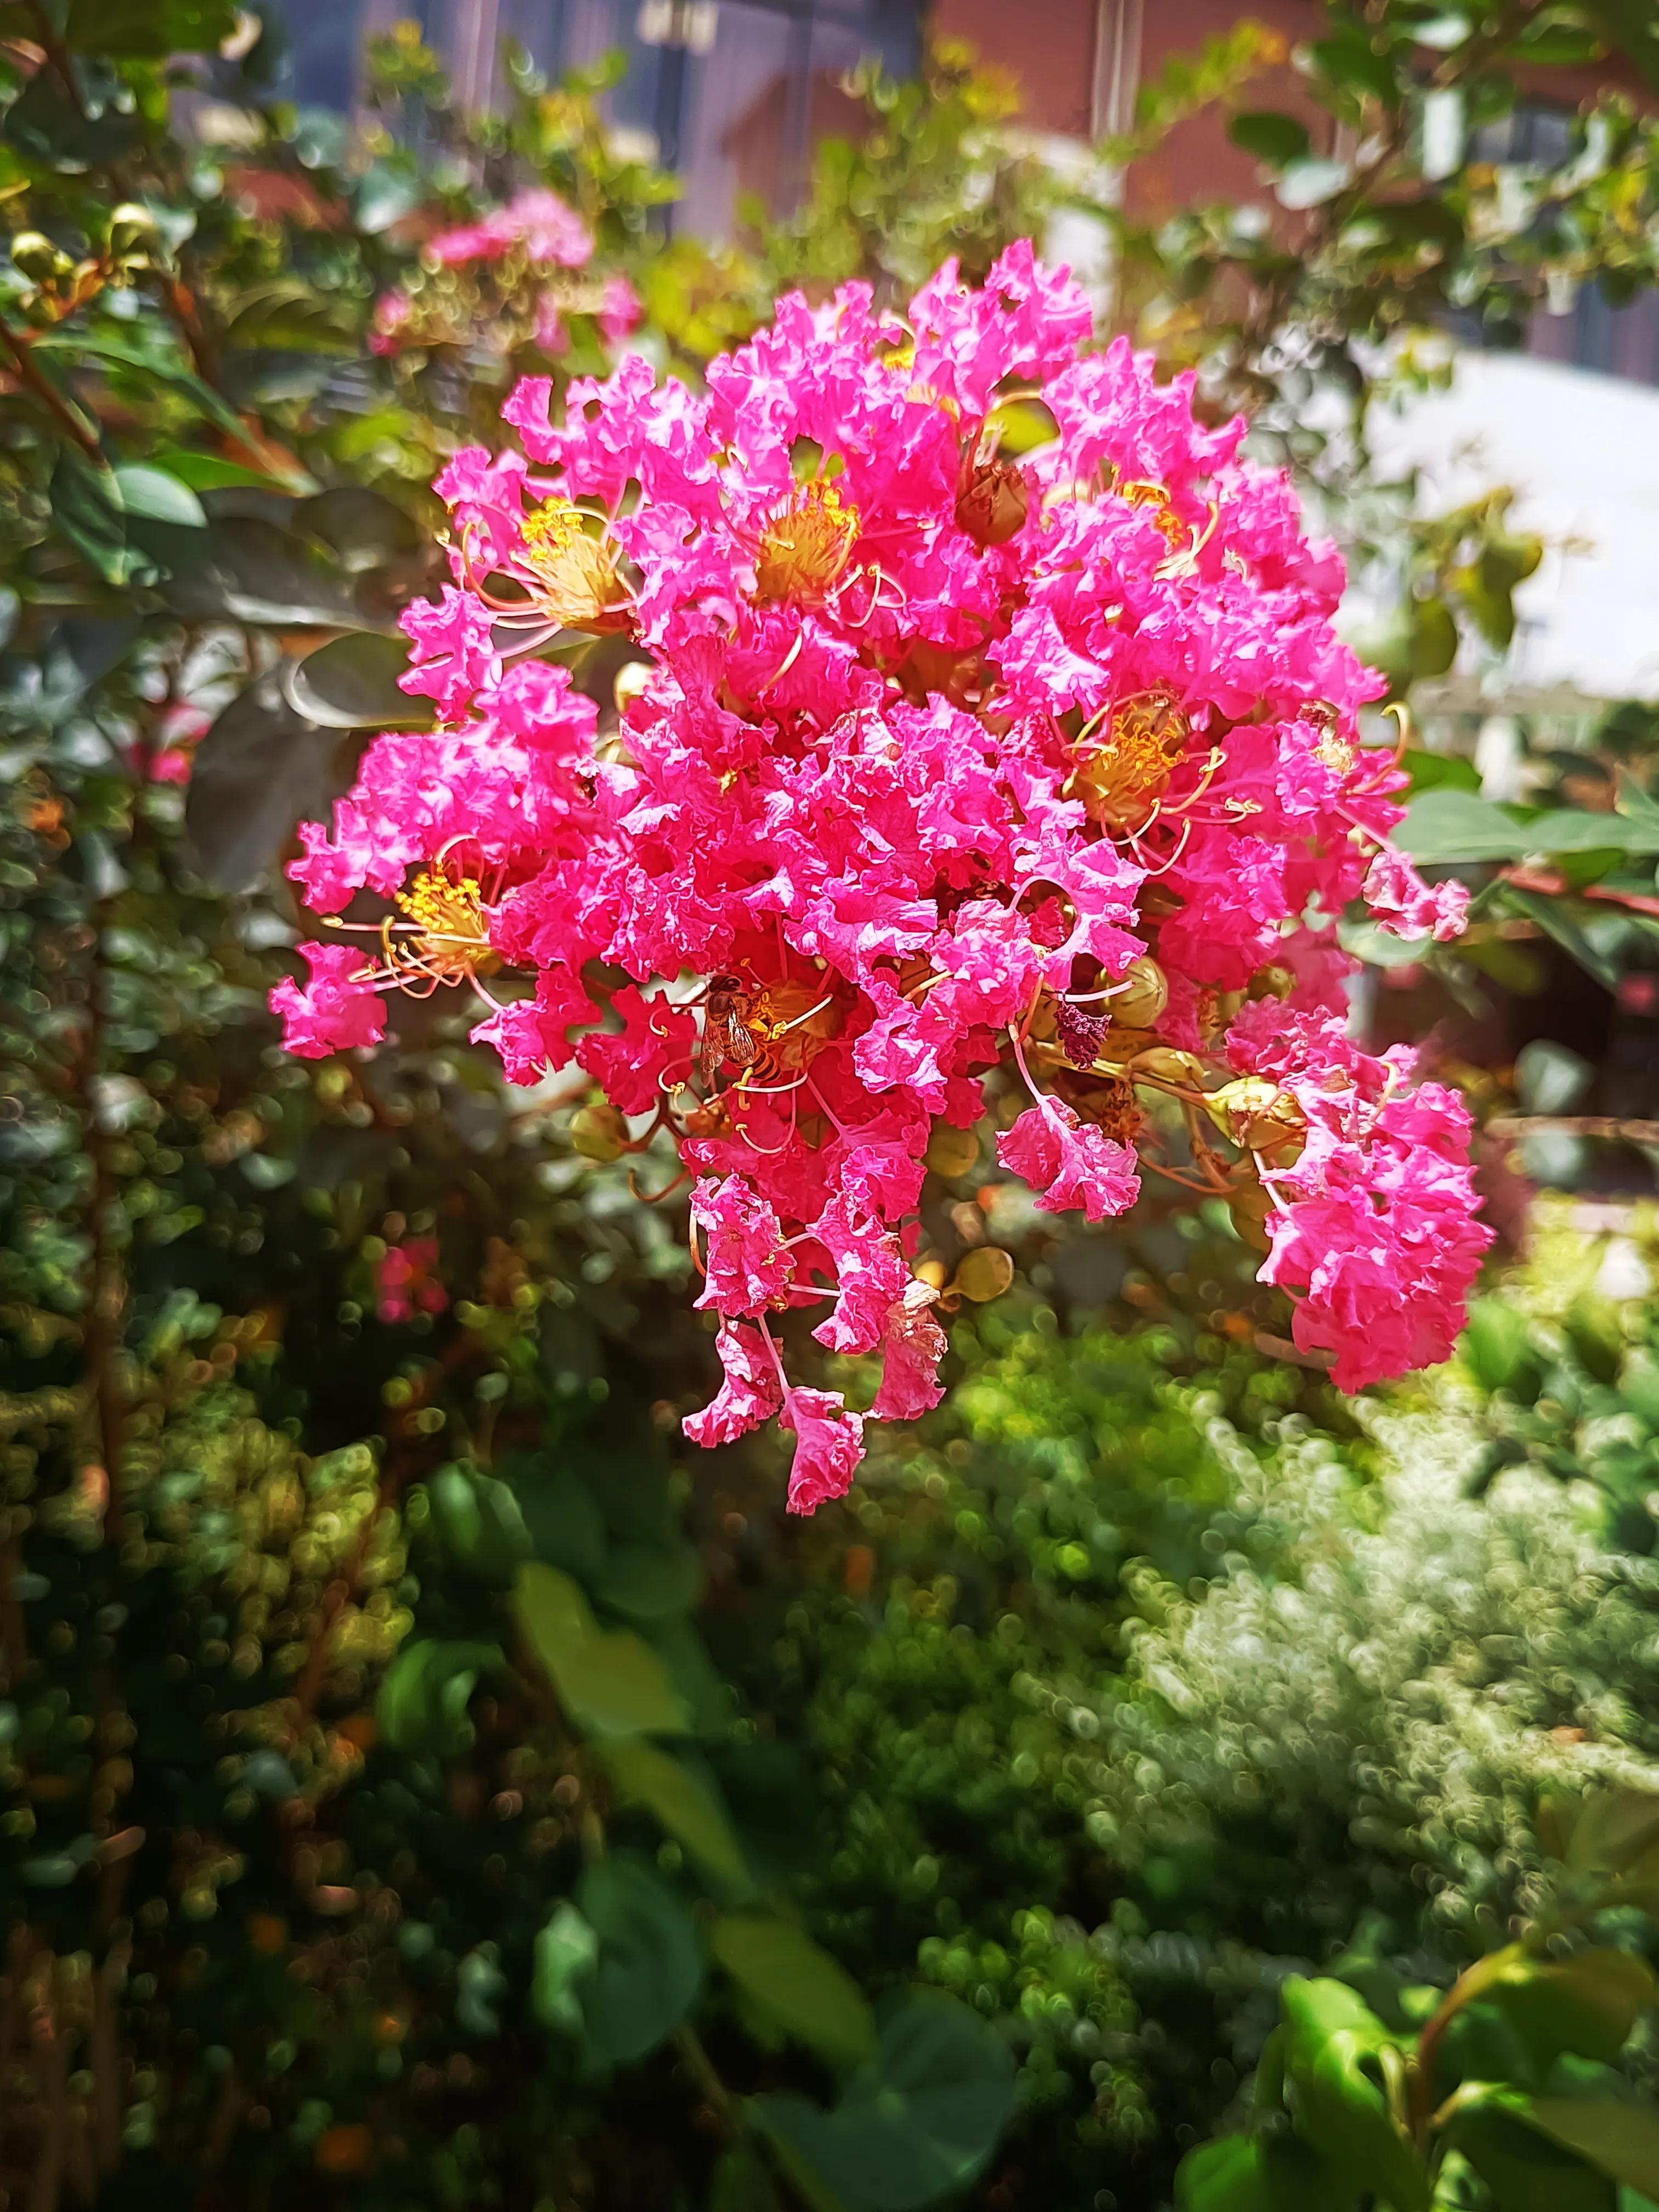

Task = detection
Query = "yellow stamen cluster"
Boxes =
[1114,476,1186,549]
[744,979,840,1071]
[754,482,860,606]
[1073,692,1190,834]
[517,498,631,632]
[390,870,496,983]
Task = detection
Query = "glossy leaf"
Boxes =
[1175,2132,1355,2212]
[184,670,351,891]
[284,632,435,731]
[110,464,207,531]
[1277,1978,1427,2212]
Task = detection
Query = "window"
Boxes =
[265,0,922,235]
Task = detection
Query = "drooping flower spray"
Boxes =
[275,245,1488,1509]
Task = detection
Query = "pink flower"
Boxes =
[574,985,695,1114]
[428,188,592,270]
[780,1387,866,1514]
[271,944,387,1058]
[599,273,643,348]
[691,1177,794,1316]
[369,288,412,354]
[1363,847,1470,943]
[470,968,597,1084]
[376,1237,448,1323]
[684,1319,783,1446]
[996,1103,1140,1221]
[871,1279,949,1420]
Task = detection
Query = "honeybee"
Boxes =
[699,975,760,1088]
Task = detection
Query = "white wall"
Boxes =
[1366,349,1659,706]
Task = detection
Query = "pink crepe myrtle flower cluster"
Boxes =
[274,243,1489,1511]
[369,185,641,362]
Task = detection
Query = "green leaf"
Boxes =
[533,1900,599,2036]
[711,1913,874,2068]
[162,515,365,629]
[1227,110,1312,167]
[1278,1978,1427,2212]
[1396,789,1534,862]
[1500,887,1624,993]
[111,464,207,531]
[35,335,312,486]
[184,670,351,891]
[514,1561,690,1741]
[593,1540,703,1622]
[6,66,140,170]
[50,452,129,586]
[65,0,238,55]
[602,1740,751,1893]
[294,486,422,572]
[752,1992,1014,2212]
[284,633,435,731]
[1525,2100,1659,2196]
[1515,1039,1594,1117]
[425,1464,532,1587]
[709,2146,786,2212]
[148,449,292,494]
[1462,1298,1536,1395]
[1489,1949,1658,2069]
[1583,2,1659,92]
[375,1638,499,1759]
[1402,749,1481,799]
[1175,2133,1355,2212]
[1454,2106,1617,2212]
[575,1852,702,2067]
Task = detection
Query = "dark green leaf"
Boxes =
[284,632,434,731]
[752,1992,1014,2212]
[1463,1298,1536,1395]
[575,1852,702,2067]
[161,515,364,628]
[5,66,140,170]
[184,669,353,891]
[65,0,238,54]
[1227,110,1312,167]
[1454,2106,1616,2212]
[1583,2,1659,92]
[50,451,129,586]
[425,1464,532,1587]
[295,486,422,571]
